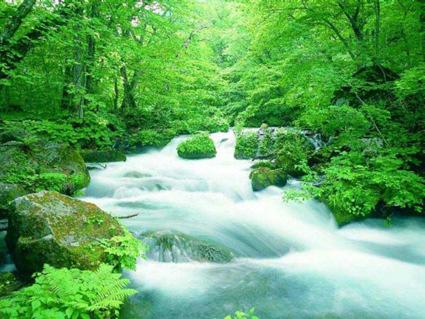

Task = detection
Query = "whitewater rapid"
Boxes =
[81,131,425,319]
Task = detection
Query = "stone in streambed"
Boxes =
[6,191,125,276]
[141,231,234,263]
[250,167,288,191]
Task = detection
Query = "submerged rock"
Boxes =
[81,149,126,163]
[177,133,217,159]
[141,231,234,263]
[249,167,287,191]
[6,191,125,276]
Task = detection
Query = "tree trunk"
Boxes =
[0,0,36,46]
[120,66,138,111]
[113,75,119,111]
[373,0,381,64]
[420,0,425,61]
[61,7,86,118]
[85,2,99,96]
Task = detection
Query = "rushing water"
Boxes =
[81,131,425,319]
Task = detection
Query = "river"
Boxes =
[80,131,425,319]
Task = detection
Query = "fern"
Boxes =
[0,264,136,319]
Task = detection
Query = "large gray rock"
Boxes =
[6,191,125,276]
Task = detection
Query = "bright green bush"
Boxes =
[177,133,217,159]
[319,151,425,225]
[0,264,136,319]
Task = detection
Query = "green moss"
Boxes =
[251,161,275,170]
[177,133,217,159]
[234,131,259,159]
[249,167,288,191]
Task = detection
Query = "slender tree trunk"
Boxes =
[373,0,381,64]
[113,75,119,111]
[120,65,137,111]
[85,2,98,96]
[420,0,425,61]
[61,7,86,118]
[0,0,36,46]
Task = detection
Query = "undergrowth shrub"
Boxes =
[100,229,146,271]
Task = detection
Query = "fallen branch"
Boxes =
[117,213,139,219]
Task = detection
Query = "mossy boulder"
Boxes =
[249,167,288,191]
[177,133,216,159]
[0,140,90,203]
[326,203,365,226]
[6,191,125,276]
[81,149,126,163]
[0,183,26,219]
[234,130,259,159]
[141,231,234,263]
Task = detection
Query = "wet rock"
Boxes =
[141,231,234,263]
[6,191,125,276]
[123,171,152,178]
[250,167,287,191]
[81,149,126,163]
